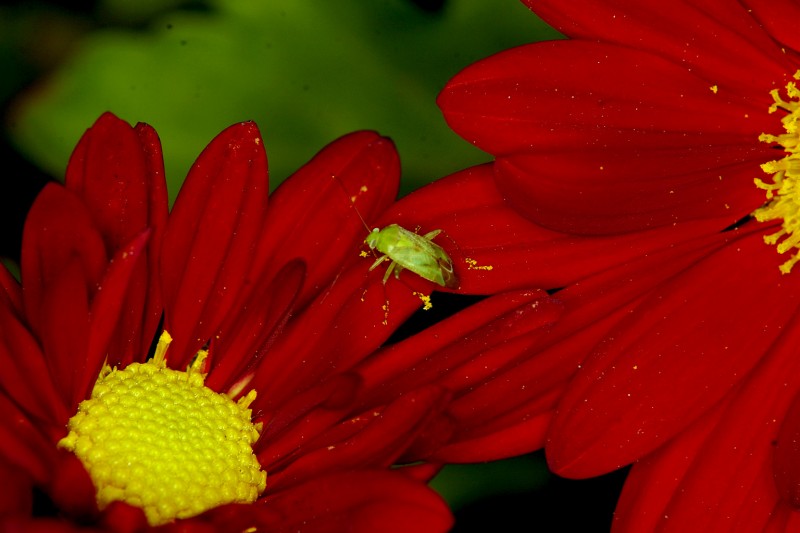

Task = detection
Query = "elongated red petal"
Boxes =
[21,185,106,341]
[260,471,453,533]
[428,227,730,462]
[548,226,800,478]
[523,0,791,93]
[0,264,22,316]
[249,262,425,405]
[439,41,773,234]
[205,260,305,393]
[0,394,58,485]
[80,230,150,402]
[254,131,400,308]
[356,289,561,406]
[65,114,167,363]
[0,301,67,426]
[0,457,33,517]
[65,112,166,254]
[161,121,269,367]
[378,163,736,292]
[617,306,800,531]
[269,386,450,490]
[742,0,800,52]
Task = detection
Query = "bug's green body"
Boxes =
[364,224,458,289]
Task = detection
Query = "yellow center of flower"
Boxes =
[754,71,800,274]
[57,332,266,526]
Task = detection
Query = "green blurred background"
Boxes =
[1,0,626,529]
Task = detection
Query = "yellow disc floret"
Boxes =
[754,71,800,274]
[58,332,266,526]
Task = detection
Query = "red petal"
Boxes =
[21,185,106,340]
[260,471,452,533]
[65,114,167,364]
[774,397,800,507]
[20,188,150,407]
[743,0,800,53]
[0,457,33,517]
[429,228,729,462]
[80,230,150,400]
[161,121,269,367]
[65,112,167,254]
[439,40,774,234]
[522,0,791,93]
[253,131,400,309]
[617,306,800,531]
[547,226,800,478]
[249,262,425,405]
[0,300,67,426]
[268,386,450,490]
[356,289,561,406]
[379,163,736,291]
[255,373,362,470]
[47,452,98,522]
[205,260,305,393]
[0,263,22,316]
[0,394,58,484]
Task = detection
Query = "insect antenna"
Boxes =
[328,175,374,235]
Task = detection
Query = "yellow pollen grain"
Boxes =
[465,257,494,271]
[58,332,266,526]
[412,291,433,311]
[710,84,719,94]
[753,71,800,274]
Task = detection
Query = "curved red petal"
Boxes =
[206,260,305,393]
[269,386,450,491]
[0,264,22,316]
[255,374,362,470]
[47,452,99,523]
[80,230,150,400]
[21,185,106,340]
[547,227,800,478]
[356,289,560,406]
[161,121,269,367]
[0,394,58,485]
[260,471,452,533]
[0,301,67,426]
[496,152,765,235]
[522,0,791,94]
[254,131,400,309]
[743,0,800,54]
[439,40,776,234]
[617,306,800,531]
[64,114,167,365]
[380,163,736,292]
[65,112,167,253]
[431,228,729,462]
[249,261,425,405]
[0,457,33,517]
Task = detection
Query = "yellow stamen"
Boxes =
[58,331,266,525]
[753,71,800,274]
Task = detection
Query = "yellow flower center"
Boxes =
[57,332,266,526]
[754,71,800,274]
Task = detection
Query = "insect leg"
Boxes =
[383,261,396,284]
[422,229,442,240]
[369,254,390,272]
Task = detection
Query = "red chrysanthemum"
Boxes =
[439,0,800,530]
[0,112,564,531]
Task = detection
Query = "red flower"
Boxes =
[439,0,800,530]
[0,113,562,531]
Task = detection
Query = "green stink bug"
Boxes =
[364,224,459,289]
